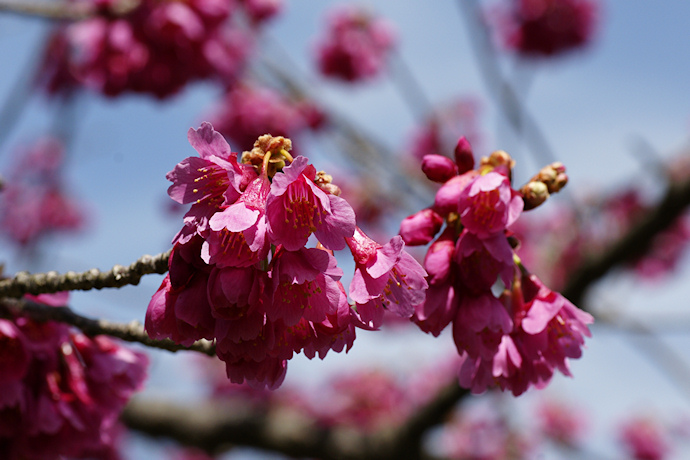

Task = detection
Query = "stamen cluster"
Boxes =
[146,123,427,388]
[400,137,593,396]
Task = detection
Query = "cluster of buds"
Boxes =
[400,137,593,396]
[146,123,427,388]
[39,0,260,98]
[314,5,396,82]
[0,293,148,459]
[520,162,568,210]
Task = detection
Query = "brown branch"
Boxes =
[0,0,94,20]
[0,0,140,20]
[562,175,690,306]
[0,297,215,356]
[122,382,463,460]
[0,249,172,298]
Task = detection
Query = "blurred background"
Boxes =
[1,0,690,458]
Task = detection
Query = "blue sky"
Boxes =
[2,1,690,458]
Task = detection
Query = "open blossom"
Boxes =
[148,124,424,389]
[402,137,591,396]
[1,294,148,460]
[346,227,428,328]
[266,155,356,251]
[315,5,396,82]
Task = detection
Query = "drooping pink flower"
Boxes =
[455,230,515,294]
[458,171,524,238]
[315,5,396,82]
[266,156,356,251]
[167,122,256,243]
[267,246,343,326]
[619,417,670,460]
[498,0,599,57]
[347,227,428,328]
[204,173,271,267]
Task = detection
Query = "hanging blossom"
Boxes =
[400,137,593,396]
[619,417,670,460]
[38,0,252,98]
[492,0,599,57]
[0,293,149,459]
[0,137,85,248]
[146,122,427,389]
[314,5,396,82]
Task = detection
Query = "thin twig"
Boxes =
[0,297,215,355]
[0,249,172,298]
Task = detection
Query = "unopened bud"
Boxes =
[454,136,475,174]
[480,150,515,177]
[421,154,458,183]
[520,181,549,210]
[315,171,341,195]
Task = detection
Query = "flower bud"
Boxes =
[520,181,549,210]
[421,154,458,183]
[399,208,444,246]
[454,136,475,174]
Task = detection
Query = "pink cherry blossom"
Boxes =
[421,154,458,183]
[266,156,356,251]
[347,227,428,328]
[458,171,524,237]
[315,5,396,82]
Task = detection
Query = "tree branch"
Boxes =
[122,382,465,459]
[0,297,215,356]
[562,175,690,306]
[0,0,94,20]
[0,249,171,298]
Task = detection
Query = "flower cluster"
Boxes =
[39,0,254,98]
[0,293,149,459]
[314,5,396,82]
[208,84,325,151]
[400,138,593,396]
[496,0,599,57]
[0,137,84,247]
[146,123,427,388]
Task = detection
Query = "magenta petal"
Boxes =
[367,235,403,279]
[187,122,233,160]
[209,203,259,232]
